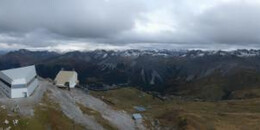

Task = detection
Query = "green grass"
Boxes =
[0,107,29,130]
[230,88,260,99]
[169,70,260,101]
[91,87,163,112]
[2,87,260,130]
[91,87,260,130]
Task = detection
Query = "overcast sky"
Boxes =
[0,0,260,51]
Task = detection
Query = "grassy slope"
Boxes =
[0,93,85,130]
[169,70,260,101]
[91,87,260,130]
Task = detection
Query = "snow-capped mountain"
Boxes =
[2,49,260,100]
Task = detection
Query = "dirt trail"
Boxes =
[46,82,105,130]
[68,88,146,130]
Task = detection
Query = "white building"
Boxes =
[54,70,78,88]
[0,65,39,98]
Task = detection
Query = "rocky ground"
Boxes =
[67,88,145,130]
[0,78,146,130]
[0,78,47,116]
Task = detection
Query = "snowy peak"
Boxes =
[93,49,260,58]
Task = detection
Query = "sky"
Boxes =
[0,0,260,51]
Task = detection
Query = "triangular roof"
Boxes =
[0,65,37,84]
[55,71,77,85]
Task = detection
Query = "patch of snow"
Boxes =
[13,120,18,126]
[150,70,162,85]
[1,105,5,109]
[4,120,9,124]
[6,126,11,130]
[102,53,108,58]
[141,69,146,83]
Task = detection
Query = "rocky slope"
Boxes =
[0,78,145,130]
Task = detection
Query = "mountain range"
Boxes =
[1,49,260,100]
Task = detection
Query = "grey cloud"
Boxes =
[0,0,145,45]
[0,0,260,50]
[187,2,260,44]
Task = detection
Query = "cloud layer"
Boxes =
[0,0,260,50]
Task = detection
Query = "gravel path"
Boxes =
[47,83,105,130]
[68,89,146,130]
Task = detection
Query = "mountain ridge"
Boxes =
[1,49,260,100]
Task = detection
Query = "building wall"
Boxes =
[0,66,39,98]
[69,73,78,88]
[69,80,76,88]
[0,72,12,83]
[0,72,12,98]
[10,78,38,98]
[0,80,11,98]
[11,87,28,98]
[27,78,38,96]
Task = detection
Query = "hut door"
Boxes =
[65,82,70,91]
